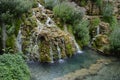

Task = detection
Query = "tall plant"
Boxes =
[0,0,32,51]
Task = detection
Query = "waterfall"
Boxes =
[63,23,83,54]
[2,23,7,49]
[16,27,22,52]
[97,26,100,35]
[46,17,54,27]
[38,3,55,27]
[72,37,83,54]
[36,19,43,32]
[57,44,64,63]
[50,42,54,63]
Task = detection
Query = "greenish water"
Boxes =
[85,60,120,80]
[28,49,120,80]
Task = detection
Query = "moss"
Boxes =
[92,35,109,53]
[65,43,73,57]
[39,41,51,62]
[6,35,16,51]
[67,24,73,34]
[80,0,87,7]
[91,17,101,27]
[14,19,22,37]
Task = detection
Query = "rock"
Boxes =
[99,22,110,35]
[22,4,77,62]
[92,34,110,54]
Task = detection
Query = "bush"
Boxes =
[102,2,114,18]
[0,0,32,22]
[44,0,59,9]
[91,17,101,27]
[53,2,84,24]
[74,19,90,47]
[0,54,30,80]
[110,28,120,54]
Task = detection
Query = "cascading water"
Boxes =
[2,24,7,49]
[97,26,100,35]
[36,19,43,32]
[57,44,64,63]
[38,3,55,27]
[46,17,54,27]
[16,27,22,52]
[73,38,83,54]
[63,23,83,54]
[50,42,54,63]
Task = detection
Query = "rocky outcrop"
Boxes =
[91,34,110,54]
[21,3,78,62]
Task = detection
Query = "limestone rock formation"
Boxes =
[21,3,79,62]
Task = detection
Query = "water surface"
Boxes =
[28,49,104,80]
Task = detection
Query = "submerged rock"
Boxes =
[54,59,112,80]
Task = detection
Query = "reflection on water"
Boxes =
[28,49,120,80]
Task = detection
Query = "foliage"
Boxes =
[103,16,118,30]
[79,0,87,6]
[91,17,100,27]
[53,1,84,24]
[0,53,30,80]
[74,19,90,47]
[44,0,59,9]
[95,0,103,7]
[0,0,32,22]
[102,2,114,18]
[110,28,120,54]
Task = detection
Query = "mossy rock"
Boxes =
[92,34,110,53]
[39,40,51,62]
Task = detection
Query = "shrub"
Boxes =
[110,28,120,54]
[44,0,59,9]
[102,2,118,30]
[103,16,118,30]
[0,0,32,22]
[102,2,114,18]
[74,19,90,47]
[53,2,84,24]
[0,54,30,80]
[91,17,101,27]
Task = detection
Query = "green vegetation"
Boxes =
[91,0,103,7]
[110,28,120,54]
[0,53,30,80]
[102,2,118,30]
[44,0,59,9]
[74,19,90,47]
[53,1,84,24]
[0,0,32,22]
[0,0,32,52]
[91,17,101,27]
[102,2,113,18]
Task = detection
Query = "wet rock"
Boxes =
[99,22,110,35]
[92,34,110,54]
[22,3,78,62]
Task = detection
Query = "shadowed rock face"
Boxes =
[21,3,78,62]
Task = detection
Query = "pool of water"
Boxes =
[85,59,120,80]
[28,49,105,80]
